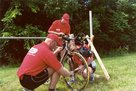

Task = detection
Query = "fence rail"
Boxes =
[0,37,46,39]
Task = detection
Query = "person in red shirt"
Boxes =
[17,34,74,91]
[48,13,71,61]
[48,13,71,46]
[48,13,70,36]
[74,33,96,83]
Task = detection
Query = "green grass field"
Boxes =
[0,52,136,91]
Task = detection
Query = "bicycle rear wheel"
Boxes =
[62,52,89,91]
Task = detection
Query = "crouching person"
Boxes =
[17,34,73,91]
[74,33,96,83]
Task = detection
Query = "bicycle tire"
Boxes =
[62,52,89,91]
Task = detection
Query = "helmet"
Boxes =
[75,33,86,45]
[78,47,92,58]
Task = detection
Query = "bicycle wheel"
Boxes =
[62,52,89,91]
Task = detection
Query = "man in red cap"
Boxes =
[48,13,72,61]
[17,34,74,91]
[48,13,71,37]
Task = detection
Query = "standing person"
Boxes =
[48,13,72,59]
[17,34,74,91]
[48,13,70,37]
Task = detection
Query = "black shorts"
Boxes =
[88,63,96,73]
[20,69,49,90]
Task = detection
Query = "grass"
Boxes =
[0,52,136,91]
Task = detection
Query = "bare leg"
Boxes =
[49,72,60,89]
[82,67,93,78]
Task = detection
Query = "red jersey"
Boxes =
[48,20,70,35]
[17,42,62,79]
[73,44,94,65]
[72,53,94,65]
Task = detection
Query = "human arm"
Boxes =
[90,35,94,43]
[74,65,84,71]
[57,66,74,77]
[48,31,65,36]
[53,46,63,55]
[86,35,94,49]
[48,20,65,36]
[43,49,74,77]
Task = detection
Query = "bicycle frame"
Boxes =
[60,36,73,63]
[59,35,89,90]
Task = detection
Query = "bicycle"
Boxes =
[60,34,89,91]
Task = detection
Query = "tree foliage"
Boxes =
[0,0,46,65]
[0,0,136,65]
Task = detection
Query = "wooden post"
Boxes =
[89,11,110,80]
[89,11,93,36]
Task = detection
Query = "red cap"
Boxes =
[62,13,70,23]
[47,34,62,46]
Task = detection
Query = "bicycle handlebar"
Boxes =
[62,36,70,41]
[61,34,74,42]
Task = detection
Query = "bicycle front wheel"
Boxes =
[62,52,89,91]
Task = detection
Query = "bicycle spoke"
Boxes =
[62,52,89,91]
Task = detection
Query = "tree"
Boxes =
[0,0,136,65]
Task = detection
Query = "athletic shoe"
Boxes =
[68,76,75,85]
[90,73,94,83]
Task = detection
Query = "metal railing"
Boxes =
[0,37,46,39]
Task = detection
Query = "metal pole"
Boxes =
[0,37,46,39]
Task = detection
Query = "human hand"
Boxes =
[77,65,84,74]
[70,71,74,77]
[55,46,63,52]
[74,65,84,72]
[58,32,65,36]
[90,35,94,42]
[78,65,84,70]
[53,46,63,54]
